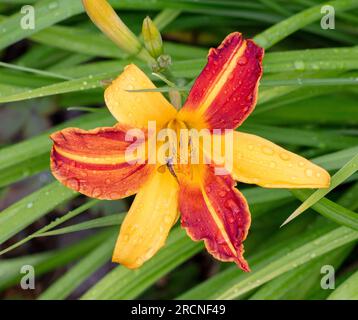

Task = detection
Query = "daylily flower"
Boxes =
[50,31,330,271]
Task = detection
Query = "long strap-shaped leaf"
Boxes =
[0,181,76,245]
[283,153,358,226]
[248,185,358,300]
[253,0,358,49]
[250,245,353,300]
[38,232,118,300]
[80,228,202,300]
[0,0,84,50]
[0,228,114,291]
[328,268,358,299]
[0,199,99,255]
[178,223,358,299]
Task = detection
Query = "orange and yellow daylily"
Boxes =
[50,3,330,272]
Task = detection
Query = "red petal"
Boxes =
[178,32,264,130]
[50,125,153,200]
[178,165,251,271]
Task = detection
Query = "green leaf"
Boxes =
[338,182,358,211]
[250,245,353,300]
[0,252,52,291]
[283,153,358,225]
[0,71,118,104]
[0,61,72,80]
[290,189,358,231]
[328,268,358,299]
[38,232,117,300]
[249,187,357,300]
[0,199,99,255]
[0,181,77,245]
[39,213,125,237]
[0,0,84,50]
[314,146,358,171]
[81,228,202,299]
[0,229,113,291]
[179,223,358,299]
[253,0,358,49]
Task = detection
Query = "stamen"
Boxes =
[166,157,178,180]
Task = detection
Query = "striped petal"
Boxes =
[208,131,331,188]
[104,64,177,129]
[50,124,153,200]
[178,164,251,271]
[178,32,264,130]
[112,167,179,268]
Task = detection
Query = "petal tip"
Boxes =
[319,169,331,188]
[111,254,142,269]
[236,259,250,272]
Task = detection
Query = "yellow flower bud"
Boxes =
[82,0,152,62]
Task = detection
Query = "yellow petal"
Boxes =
[105,64,177,129]
[209,132,330,188]
[112,167,179,268]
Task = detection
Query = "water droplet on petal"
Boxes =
[238,56,248,65]
[92,187,102,198]
[225,199,239,214]
[66,178,80,191]
[262,146,274,155]
[219,190,227,197]
[305,169,313,177]
[279,152,290,161]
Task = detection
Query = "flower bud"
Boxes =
[142,16,164,59]
[83,0,149,60]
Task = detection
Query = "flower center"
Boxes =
[156,119,191,179]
